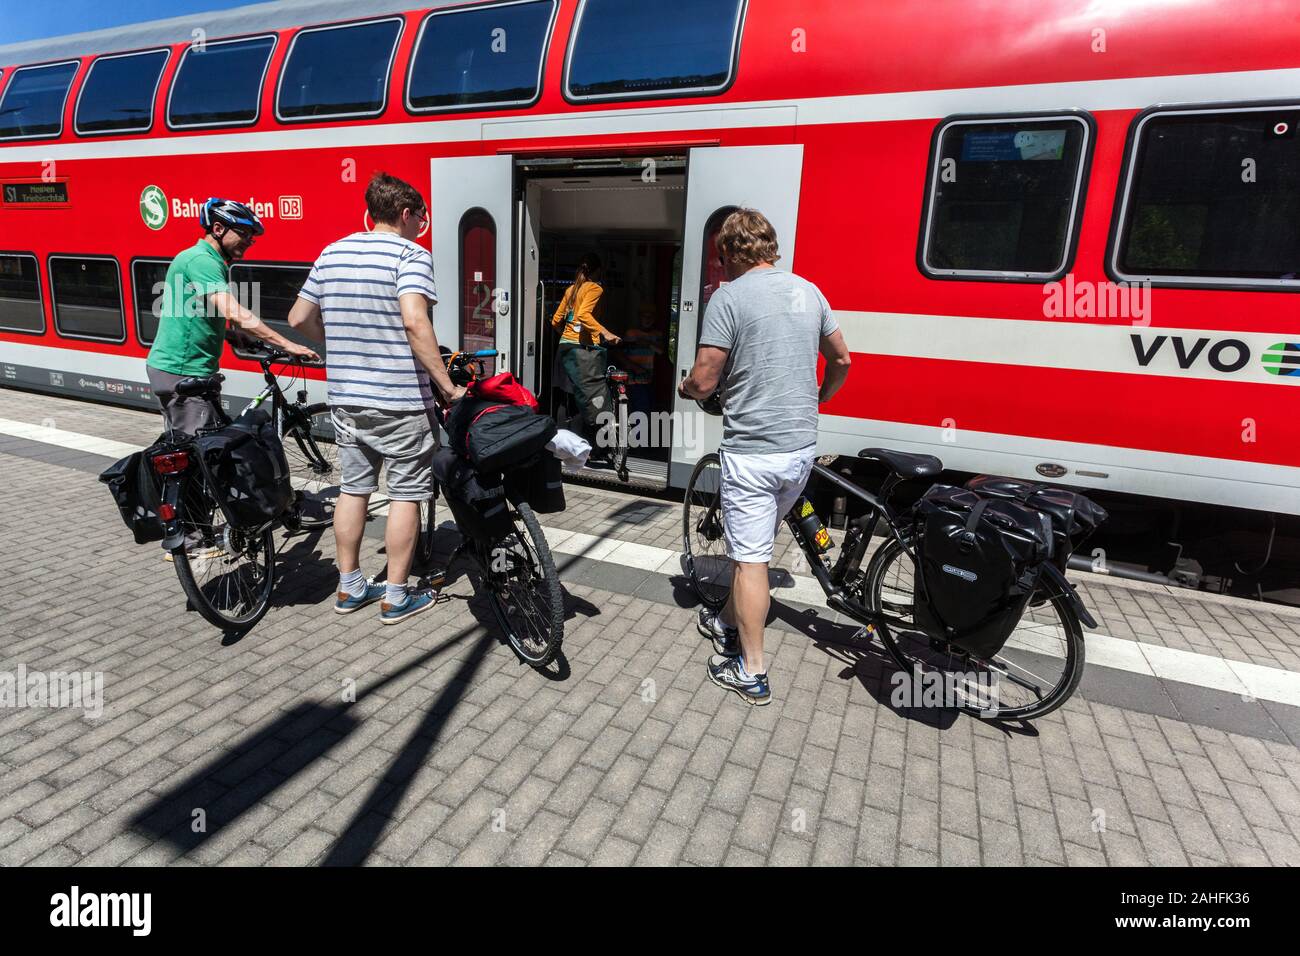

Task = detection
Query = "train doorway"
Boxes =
[517,154,686,486]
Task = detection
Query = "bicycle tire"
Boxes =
[280,402,338,529]
[169,475,276,631]
[486,502,564,668]
[682,452,731,610]
[863,536,1085,721]
[613,393,630,482]
[417,496,437,568]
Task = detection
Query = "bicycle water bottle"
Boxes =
[794,496,832,553]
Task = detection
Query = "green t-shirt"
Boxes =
[146,240,230,377]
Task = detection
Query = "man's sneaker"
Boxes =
[380,590,437,625]
[707,654,771,706]
[334,582,385,615]
[697,607,740,656]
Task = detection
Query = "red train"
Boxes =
[1,0,1297,596]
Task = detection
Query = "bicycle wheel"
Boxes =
[280,402,338,529]
[485,502,564,667]
[170,472,276,631]
[416,496,437,568]
[682,452,731,610]
[863,536,1085,721]
[613,393,630,482]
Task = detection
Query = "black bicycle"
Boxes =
[683,448,1099,720]
[426,348,565,668]
[151,349,331,630]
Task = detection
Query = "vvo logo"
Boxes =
[1131,333,1251,374]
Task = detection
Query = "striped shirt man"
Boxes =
[298,231,439,411]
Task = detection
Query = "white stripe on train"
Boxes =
[2,65,1300,163]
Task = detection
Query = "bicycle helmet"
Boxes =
[698,389,723,416]
[199,197,265,236]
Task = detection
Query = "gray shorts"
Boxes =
[147,364,220,437]
[332,405,438,501]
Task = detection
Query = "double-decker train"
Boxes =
[1,0,1298,599]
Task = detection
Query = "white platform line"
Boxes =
[4,416,1298,708]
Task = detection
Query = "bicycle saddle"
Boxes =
[174,374,225,397]
[858,446,943,478]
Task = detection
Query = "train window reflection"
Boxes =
[277,17,402,121]
[921,114,1090,281]
[1115,105,1300,288]
[50,256,125,343]
[407,0,555,113]
[0,254,45,334]
[76,49,168,135]
[227,263,318,359]
[0,61,79,140]
[131,259,170,345]
[566,0,745,101]
[168,35,275,129]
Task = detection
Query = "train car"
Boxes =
[1,0,1298,597]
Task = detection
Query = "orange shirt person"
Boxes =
[550,253,620,442]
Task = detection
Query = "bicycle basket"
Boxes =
[98,433,169,544]
[433,448,514,544]
[964,475,1107,571]
[912,485,1055,659]
[193,410,293,528]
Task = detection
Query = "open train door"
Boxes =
[671,144,804,487]
[427,155,514,370]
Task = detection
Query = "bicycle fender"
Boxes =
[1041,562,1098,629]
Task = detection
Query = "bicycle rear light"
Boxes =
[151,451,190,475]
[158,503,176,520]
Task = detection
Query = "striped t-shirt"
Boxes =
[298,231,438,411]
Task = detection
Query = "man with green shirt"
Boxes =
[146,197,317,435]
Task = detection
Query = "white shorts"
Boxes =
[720,445,816,563]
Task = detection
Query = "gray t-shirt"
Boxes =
[698,267,838,454]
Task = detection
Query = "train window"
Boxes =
[0,254,45,335]
[460,209,497,375]
[226,264,319,359]
[699,205,739,324]
[920,114,1091,281]
[277,17,403,121]
[131,259,170,345]
[75,49,169,135]
[0,61,79,140]
[406,0,556,113]
[168,35,276,129]
[49,257,125,343]
[565,0,745,102]
[1113,105,1300,289]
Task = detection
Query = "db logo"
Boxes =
[364,209,428,238]
[278,195,303,220]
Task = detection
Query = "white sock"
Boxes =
[385,582,408,606]
[339,568,366,599]
[738,657,764,679]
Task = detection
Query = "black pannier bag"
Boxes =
[912,485,1055,659]
[193,409,293,528]
[433,448,513,544]
[446,395,557,474]
[503,449,566,514]
[99,434,169,544]
[964,475,1107,570]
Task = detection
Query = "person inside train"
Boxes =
[622,302,665,417]
[145,198,319,438]
[288,171,464,625]
[678,208,852,705]
[550,252,621,450]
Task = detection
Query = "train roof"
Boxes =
[0,0,428,63]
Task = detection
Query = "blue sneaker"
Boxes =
[335,582,385,615]
[380,589,437,625]
[707,654,771,706]
[697,608,740,656]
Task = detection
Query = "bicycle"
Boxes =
[150,348,331,630]
[683,447,1100,720]
[428,348,565,668]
